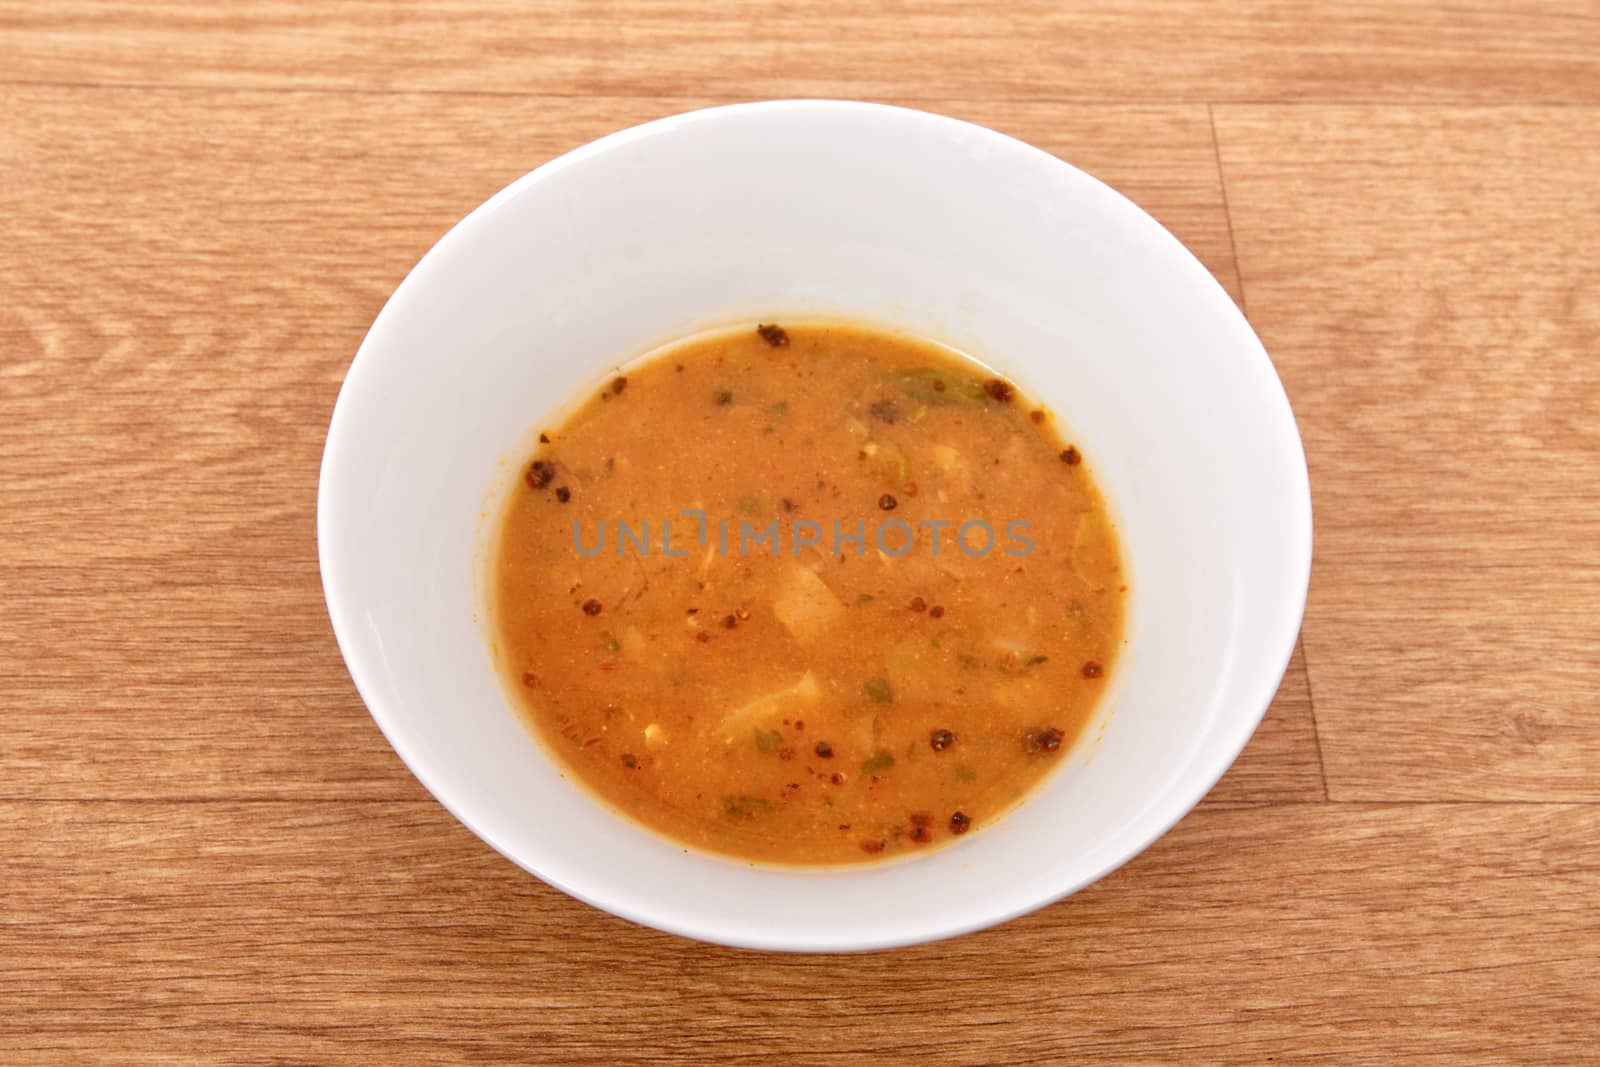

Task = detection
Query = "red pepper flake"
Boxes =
[903,481,918,497]
[778,747,794,761]
[909,825,933,844]
[714,389,734,406]
[721,614,737,630]
[538,432,550,444]
[838,824,851,831]
[983,379,1014,403]
[1030,409,1046,424]
[950,811,972,835]
[830,772,845,785]
[611,376,628,395]
[554,486,571,503]
[695,631,712,643]
[869,399,898,424]
[580,598,602,616]
[860,839,886,854]
[757,323,790,347]
[910,596,927,612]
[1082,660,1104,679]
[525,460,555,489]
[794,720,804,731]
[932,379,946,392]
[908,811,933,828]
[521,672,539,688]
[1060,446,1081,466]
[814,740,833,758]
[780,497,798,513]
[929,728,955,752]
[928,605,945,619]
[878,493,897,511]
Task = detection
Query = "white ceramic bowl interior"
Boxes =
[318,100,1311,951]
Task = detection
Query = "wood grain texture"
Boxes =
[1,1,1597,103]
[1214,106,1600,801]
[3,801,1595,1063]
[4,2,1599,1060]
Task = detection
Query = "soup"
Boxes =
[492,322,1125,865]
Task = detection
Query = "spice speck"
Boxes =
[1026,727,1065,753]
[525,460,555,489]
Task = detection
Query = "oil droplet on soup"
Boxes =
[493,322,1125,865]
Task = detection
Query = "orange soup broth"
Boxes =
[493,322,1125,865]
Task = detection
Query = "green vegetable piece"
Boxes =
[601,630,621,654]
[720,795,774,820]
[863,676,894,703]
[954,763,978,783]
[754,728,784,754]
[861,751,896,775]
[1025,655,1049,666]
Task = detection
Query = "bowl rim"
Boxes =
[318,98,1313,952]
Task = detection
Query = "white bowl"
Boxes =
[318,100,1311,951]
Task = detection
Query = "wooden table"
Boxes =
[4,4,1597,1062]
